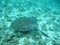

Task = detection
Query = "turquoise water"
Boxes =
[0,0,60,45]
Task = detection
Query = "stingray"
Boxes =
[11,16,58,44]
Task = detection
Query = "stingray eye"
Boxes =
[11,16,38,34]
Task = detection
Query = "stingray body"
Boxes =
[11,16,38,33]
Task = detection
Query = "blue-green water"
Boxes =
[0,0,60,45]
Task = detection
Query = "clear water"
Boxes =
[0,0,60,45]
